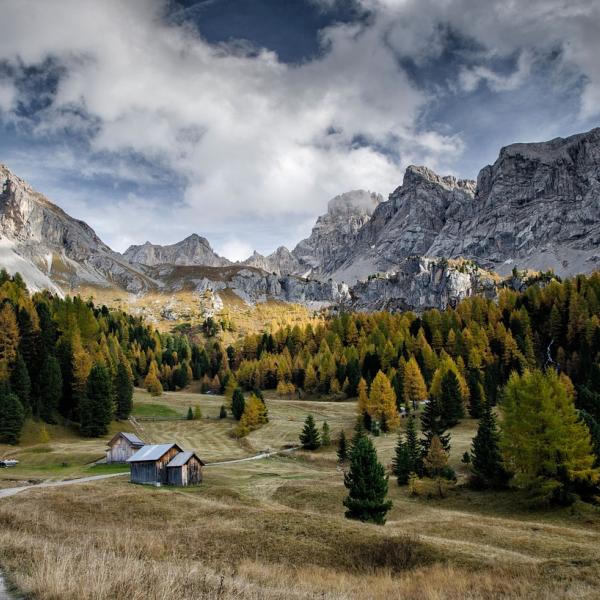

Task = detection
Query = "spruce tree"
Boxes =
[337,430,348,462]
[39,355,62,424]
[187,406,194,420]
[470,400,508,488]
[114,361,133,420]
[440,370,464,428]
[80,364,114,437]
[231,387,245,420]
[392,416,421,484]
[0,384,25,445]
[420,396,450,454]
[343,435,392,525]
[321,421,331,446]
[10,353,31,414]
[299,414,321,450]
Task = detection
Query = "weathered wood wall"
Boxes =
[107,437,137,464]
[130,446,181,484]
[167,457,203,487]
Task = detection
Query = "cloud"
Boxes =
[0,0,598,260]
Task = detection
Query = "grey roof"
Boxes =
[127,443,181,463]
[108,432,144,447]
[166,451,205,468]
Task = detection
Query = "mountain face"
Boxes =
[124,234,230,268]
[0,164,153,294]
[1,127,599,313]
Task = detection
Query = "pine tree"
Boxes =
[187,406,194,420]
[80,364,114,438]
[420,396,450,453]
[439,370,464,428]
[39,355,62,423]
[337,430,348,462]
[321,421,331,446]
[231,387,246,420]
[0,383,25,445]
[114,360,133,420]
[501,369,600,505]
[470,400,508,488]
[10,353,31,414]
[343,435,392,525]
[300,414,321,450]
[392,416,421,484]
[219,404,227,419]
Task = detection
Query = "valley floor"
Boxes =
[0,389,599,599]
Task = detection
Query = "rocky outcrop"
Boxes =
[349,257,497,312]
[242,246,303,275]
[124,233,230,267]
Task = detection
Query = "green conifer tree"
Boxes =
[392,416,421,484]
[219,404,227,419]
[0,383,25,445]
[39,356,62,424]
[299,414,321,450]
[337,430,348,462]
[10,353,31,414]
[231,387,245,420]
[420,396,450,454]
[321,421,331,446]
[343,435,392,525]
[187,406,193,420]
[80,364,114,437]
[470,400,509,488]
[114,361,133,420]
[440,369,464,427]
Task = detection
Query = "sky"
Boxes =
[0,0,599,261]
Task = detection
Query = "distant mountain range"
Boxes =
[1,127,600,311]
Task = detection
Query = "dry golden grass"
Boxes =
[1,391,600,599]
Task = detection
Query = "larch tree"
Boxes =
[403,357,427,412]
[343,435,392,525]
[144,360,163,397]
[368,371,400,430]
[501,369,600,505]
[0,303,19,381]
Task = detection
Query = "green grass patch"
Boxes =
[132,403,182,418]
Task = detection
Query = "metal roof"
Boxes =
[166,451,205,468]
[127,443,180,462]
[108,432,145,447]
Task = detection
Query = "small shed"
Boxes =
[166,451,205,486]
[106,432,145,463]
[127,443,183,485]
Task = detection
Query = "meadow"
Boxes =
[0,388,599,599]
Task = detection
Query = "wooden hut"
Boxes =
[106,432,145,463]
[127,443,183,485]
[166,451,205,486]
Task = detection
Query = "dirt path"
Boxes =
[0,448,300,499]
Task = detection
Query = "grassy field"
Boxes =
[0,388,599,598]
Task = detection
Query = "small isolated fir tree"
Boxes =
[219,404,227,419]
[392,416,421,484]
[80,364,114,438]
[470,400,508,489]
[187,406,194,420]
[300,414,321,450]
[0,384,25,445]
[440,370,464,428]
[194,405,202,420]
[321,421,331,446]
[337,430,348,462]
[343,435,392,525]
[231,387,245,420]
[114,360,133,420]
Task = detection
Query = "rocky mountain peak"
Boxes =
[401,165,476,195]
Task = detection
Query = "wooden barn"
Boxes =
[127,443,183,485]
[167,451,205,486]
[106,432,145,463]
